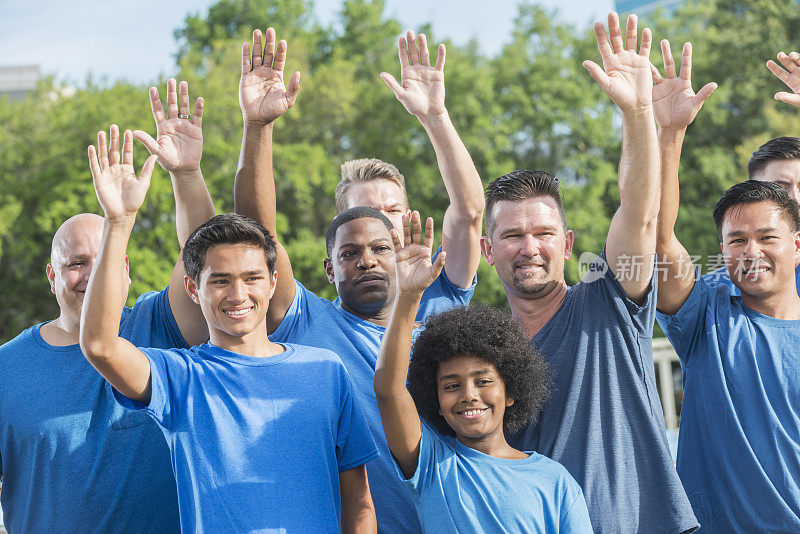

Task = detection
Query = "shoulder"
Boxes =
[0,324,42,358]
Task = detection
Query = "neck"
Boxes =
[506,281,569,338]
[741,288,800,320]
[209,322,284,357]
[457,430,526,459]
[39,313,81,346]
[340,297,394,328]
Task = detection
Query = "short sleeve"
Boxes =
[113,347,192,430]
[416,247,476,322]
[656,277,715,367]
[119,288,188,349]
[271,280,326,342]
[335,370,379,472]
[560,487,593,533]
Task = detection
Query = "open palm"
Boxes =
[652,41,717,129]
[88,126,157,220]
[240,28,300,125]
[393,212,445,295]
[767,51,800,108]
[381,31,446,117]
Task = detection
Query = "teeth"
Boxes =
[461,409,486,417]
[225,309,250,317]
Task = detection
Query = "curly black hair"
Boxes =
[408,305,550,437]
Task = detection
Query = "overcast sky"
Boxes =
[0,0,616,85]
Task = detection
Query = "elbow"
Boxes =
[79,330,113,364]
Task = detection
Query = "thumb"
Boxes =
[380,72,403,98]
[138,155,159,190]
[286,71,301,106]
[132,130,159,156]
[582,60,610,91]
[775,92,800,107]
[693,82,718,107]
[432,250,446,277]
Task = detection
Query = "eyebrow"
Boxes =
[439,368,491,382]
[338,238,392,249]
[725,227,779,238]
[207,269,265,278]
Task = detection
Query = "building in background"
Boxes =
[0,65,40,100]
[615,0,685,15]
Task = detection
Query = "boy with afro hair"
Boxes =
[374,211,592,533]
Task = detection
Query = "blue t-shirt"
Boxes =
[0,289,183,533]
[703,264,800,296]
[509,259,698,534]
[399,423,593,533]
[273,273,474,533]
[116,342,378,533]
[657,278,800,532]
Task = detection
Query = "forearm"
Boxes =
[340,466,377,534]
[234,121,276,231]
[619,108,660,229]
[170,168,215,247]
[374,293,422,400]
[656,127,686,249]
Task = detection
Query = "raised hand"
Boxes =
[381,31,446,118]
[240,28,301,125]
[392,211,445,296]
[88,125,157,221]
[583,13,654,112]
[652,40,717,129]
[767,51,800,107]
[133,80,203,173]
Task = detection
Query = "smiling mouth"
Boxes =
[224,308,252,319]
[457,408,488,419]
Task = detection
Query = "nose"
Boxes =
[356,250,377,270]
[519,234,539,257]
[743,238,764,259]
[228,279,247,302]
[459,381,480,403]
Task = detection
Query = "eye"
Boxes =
[443,383,460,391]
[340,250,356,258]
[246,276,263,282]
[761,235,778,241]
[477,379,493,387]
[375,246,392,253]
[68,261,85,267]
[211,279,227,285]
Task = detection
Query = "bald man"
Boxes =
[0,81,214,533]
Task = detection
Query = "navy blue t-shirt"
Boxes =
[509,259,698,533]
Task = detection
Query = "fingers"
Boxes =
[650,62,664,84]
[87,145,101,179]
[775,92,800,107]
[661,39,676,78]
[109,124,120,166]
[436,43,446,71]
[166,78,178,119]
[767,59,791,84]
[777,51,800,73]
[593,22,614,66]
[192,97,204,127]
[138,155,159,191]
[625,14,638,52]
[252,29,263,68]
[397,36,410,68]
[178,80,190,117]
[274,38,287,73]
[242,42,251,75]
[286,71,301,106]
[639,27,652,58]
[132,130,160,155]
[608,12,623,54]
[422,217,435,250]
[263,27,276,69]
[402,212,413,246]
[148,86,166,125]
[679,42,692,81]
[380,72,403,98]
[583,60,610,89]
[122,129,134,166]
[390,228,402,250]
[418,34,430,67]
[97,130,109,171]
[406,30,420,66]
[693,82,718,107]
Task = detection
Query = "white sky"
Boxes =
[0,0,615,85]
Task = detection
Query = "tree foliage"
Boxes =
[1,0,798,342]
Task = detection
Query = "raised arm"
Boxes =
[80,127,157,403]
[374,212,445,478]
[767,51,800,108]
[133,79,214,345]
[381,31,483,289]
[234,28,301,332]
[584,13,658,301]
[653,40,717,314]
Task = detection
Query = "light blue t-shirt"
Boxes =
[704,264,800,296]
[399,423,593,533]
[272,272,474,534]
[116,342,379,533]
[0,289,183,533]
[509,258,698,534]
[657,278,800,532]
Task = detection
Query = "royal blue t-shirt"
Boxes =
[116,342,378,533]
[509,257,698,534]
[272,271,474,533]
[657,278,800,532]
[399,423,593,533]
[704,264,800,296]
[0,289,183,533]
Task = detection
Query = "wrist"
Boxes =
[244,118,276,130]
[104,214,137,230]
[620,105,655,122]
[658,126,687,143]
[171,167,204,184]
[395,290,425,307]
[417,109,450,129]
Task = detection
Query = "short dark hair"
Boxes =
[408,305,550,437]
[712,180,800,241]
[183,213,277,280]
[485,170,566,236]
[748,137,800,179]
[325,206,394,257]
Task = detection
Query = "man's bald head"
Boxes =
[51,213,104,265]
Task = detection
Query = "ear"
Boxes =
[46,264,56,294]
[794,231,800,267]
[480,236,495,266]
[563,229,574,261]
[184,275,200,305]
[268,269,279,299]
[505,396,515,407]
[323,258,335,284]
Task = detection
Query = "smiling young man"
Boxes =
[0,81,214,533]
[231,29,481,532]
[79,132,379,532]
[481,15,698,533]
